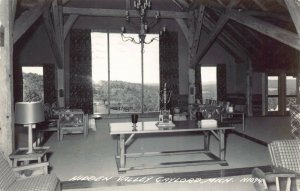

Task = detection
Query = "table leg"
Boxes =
[119,134,126,169]
[43,153,47,162]
[203,131,210,151]
[219,129,225,160]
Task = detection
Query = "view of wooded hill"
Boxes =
[23,73,44,102]
[93,80,160,113]
[22,73,160,113]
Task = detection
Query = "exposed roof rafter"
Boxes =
[63,7,191,19]
[192,0,241,67]
[228,9,300,51]
[13,0,52,44]
[252,0,268,11]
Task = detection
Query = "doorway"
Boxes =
[266,73,296,115]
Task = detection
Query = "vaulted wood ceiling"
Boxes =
[14,0,300,71]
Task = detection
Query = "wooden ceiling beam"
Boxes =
[43,10,63,69]
[203,20,248,61]
[63,7,191,19]
[192,12,229,67]
[284,0,300,34]
[174,0,189,8]
[208,8,259,51]
[204,16,250,58]
[220,12,263,45]
[252,0,268,11]
[192,0,241,67]
[175,18,191,46]
[172,0,185,10]
[190,6,205,63]
[13,1,51,44]
[216,0,226,7]
[64,14,78,39]
[240,10,291,22]
[52,0,64,52]
[228,9,300,51]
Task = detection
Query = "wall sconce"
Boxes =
[0,24,4,47]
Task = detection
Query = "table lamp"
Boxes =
[15,102,45,154]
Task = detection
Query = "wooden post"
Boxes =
[246,58,253,116]
[187,11,196,105]
[52,0,65,107]
[262,73,267,116]
[0,0,14,156]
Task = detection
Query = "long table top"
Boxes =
[110,121,234,135]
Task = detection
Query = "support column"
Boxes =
[53,0,65,107]
[246,58,253,116]
[56,68,65,107]
[262,73,267,116]
[0,0,14,156]
[188,11,196,105]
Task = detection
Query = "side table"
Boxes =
[221,112,245,132]
[9,146,50,167]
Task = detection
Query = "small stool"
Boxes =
[9,147,50,167]
[88,114,102,131]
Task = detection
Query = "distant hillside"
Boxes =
[268,79,296,95]
[23,72,44,102]
[202,82,217,100]
[93,80,160,112]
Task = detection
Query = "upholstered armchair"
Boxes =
[252,140,300,191]
[0,152,61,191]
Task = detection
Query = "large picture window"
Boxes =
[91,32,160,114]
[201,66,217,101]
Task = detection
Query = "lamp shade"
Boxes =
[15,102,45,124]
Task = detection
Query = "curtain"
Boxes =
[43,64,56,105]
[13,62,23,103]
[69,29,93,114]
[217,64,226,101]
[159,32,179,110]
[195,66,202,102]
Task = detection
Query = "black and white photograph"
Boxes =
[0,0,300,190]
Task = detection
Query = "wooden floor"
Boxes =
[62,165,272,190]
[42,116,292,189]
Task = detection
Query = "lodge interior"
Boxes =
[1,0,300,190]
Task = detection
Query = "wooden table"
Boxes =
[110,121,234,173]
[9,146,49,167]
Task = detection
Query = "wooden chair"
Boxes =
[0,152,61,191]
[252,140,300,191]
[58,109,88,141]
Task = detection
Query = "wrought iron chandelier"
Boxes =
[121,0,166,45]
